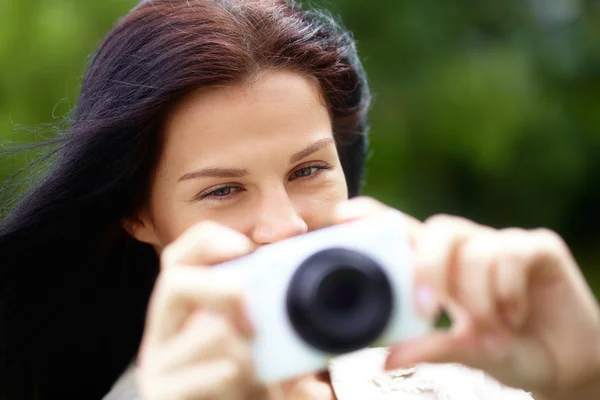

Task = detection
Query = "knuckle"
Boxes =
[349,196,388,213]
[220,359,246,386]
[152,266,194,305]
[457,238,489,265]
[496,230,533,265]
[157,266,178,290]
[137,368,160,398]
[471,301,493,320]
[470,309,493,327]
[206,315,234,341]
[223,284,245,308]
[194,318,237,357]
[533,227,566,249]
[234,339,254,371]
[499,227,528,236]
[160,244,178,267]
[352,195,379,205]
[232,291,245,311]
[529,227,570,264]
[424,213,456,227]
[424,214,492,236]
[190,219,223,238]
[150,273,169,304]
[501,252,529,269]
[209,283,242,313]
[238,349,253,374]
[495,282,518,303]
[183,219,225,245]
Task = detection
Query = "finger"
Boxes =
[331,196,422,243]
[412,215,485,319]
[330,196,390,224]
[153,310,252,373]
[281,373,336,400]
[146,266,250,345]
[386,327,551,392]
[161,220,256,267]
[445,298,473,336]
[145,359,253,400]
[314,370,332,383]
[495,259,528,330]
[492,228,563,330]
[385,329,478,370]
[454,234,501,329]
[493,230,531,330]
[384,326,510,372]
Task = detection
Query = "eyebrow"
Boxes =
[289,138,334,164]
[178,167,249,182]
[178,138,335,182]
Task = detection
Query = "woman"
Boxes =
[0,0,598,399]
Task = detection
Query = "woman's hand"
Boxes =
[135,220,337,400]
[332,196,600,400]
[136,221,260,400]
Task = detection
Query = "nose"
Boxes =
[249,188,308,245]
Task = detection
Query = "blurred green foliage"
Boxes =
[0,0,599,296]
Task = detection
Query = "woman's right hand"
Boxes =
[136,220,261,400]
[135,219,338,400]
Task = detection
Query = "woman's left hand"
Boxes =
[331,197,600,400]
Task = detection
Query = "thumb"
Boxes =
[331,196,422,242]
[384,330,475,370]
[385,320,512,375]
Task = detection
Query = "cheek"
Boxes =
[149,190,199,244]
[295,176,348,231]
[170,201,255,243]
[198,205,256,237]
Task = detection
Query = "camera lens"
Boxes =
[286,248,394,354]
[318,270,362,313]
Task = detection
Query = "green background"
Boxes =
[1,0,599,297]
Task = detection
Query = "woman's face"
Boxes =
[128,69,348,250]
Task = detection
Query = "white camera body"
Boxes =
[214,209,432,383]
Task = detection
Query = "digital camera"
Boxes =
[214,209,432,383]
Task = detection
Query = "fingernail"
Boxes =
[384,348,414,371]
[384,350,402,371]
[415,284,439,319]
[383,358,396,371]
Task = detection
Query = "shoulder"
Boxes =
[102,363,141,400]
[329,347,534,399]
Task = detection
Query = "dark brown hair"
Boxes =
[0,0,371,398]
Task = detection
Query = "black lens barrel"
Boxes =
[286,248,394,353]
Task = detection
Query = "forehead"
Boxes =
[160,70,333,166]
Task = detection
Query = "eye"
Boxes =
[294,166,319,178]
[197,185,244,201]
[211,187,235,197]
[289,162,332,181]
